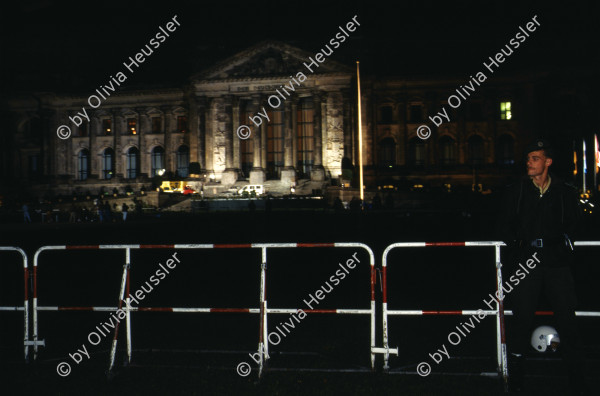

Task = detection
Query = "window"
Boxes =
[497,135,514,165]
[378,137,396,167]
[78,123,88,137]
[380,106,393,124]
[176,145,190,177]
[410,104,423,122]
[151,146,165,177]
[127,118,137,135]
[500,101,512,120]
[267,110,284,178]
[152,117,162,133]
[468,135,484,166]
[439,136,457,166]
[469,102,483,121]
[102,119,112,135]
[77,149,90,180]
[177,116,188,133]
[102,148,115,179]
[408,137,426,166]
[28,154,41,179]
[297,99,314,176]
[126,147,139,179]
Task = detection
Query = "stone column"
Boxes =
[232,97,241,169]
[204,99,214,178]
[221,95,238,185]
[311,91,326,181]
[161,106,174,174]
[137,107,149,178]
[113,110,124,178]
[342,89,353,162]
[249,95,266,184]
[280,97,296,185]
[291,98,298,172]
[195,96,207,172]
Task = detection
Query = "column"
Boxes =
[249,95,266,184]
[232,97,241,169]
[342,89,353,162]
[195,96,207,172]
[204,99,214,179]
[280,97,296,185]
[311,91,326,181]
[221,95,238,185]
[137,107,149,178]
[161,106,174,175]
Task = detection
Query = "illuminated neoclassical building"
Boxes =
[4,40,543,196]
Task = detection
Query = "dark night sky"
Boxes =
[1,0,599,94]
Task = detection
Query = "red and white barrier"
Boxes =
[0,246,30,360]
[33,242,376,376]
[381,241,600,387]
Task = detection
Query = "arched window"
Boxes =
[439,136,457,166]
[102,148,115,179]
[176,145,190,177]
[468,135,484,166]
[378,137,396,167]
[151,146,165,177]
[497,135,515,165]
[408,137,426,167]
[77,149,90,180]
[126,147,139,179]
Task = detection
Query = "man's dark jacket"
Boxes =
[496,173,582,267]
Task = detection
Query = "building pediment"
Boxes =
[191,40,351,82]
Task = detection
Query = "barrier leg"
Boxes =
[33,264,38,360]
[24,261,29,361]
[126,260,132,364]
[258,247,268,378]
[382,266,390,371]
[370,263,376,370]
[495,245,509,390]
[108,248,130,373]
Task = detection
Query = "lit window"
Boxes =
[500,102,512,120]
[128,118,137,135]
[102,119,112,135]
[151,146,165,177]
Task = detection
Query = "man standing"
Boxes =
[497,139,586,394]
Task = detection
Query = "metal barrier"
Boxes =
[381,241,600,388]
[0,246,30,360]
[33,243,376,376]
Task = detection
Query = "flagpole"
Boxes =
[356,61,364,203]
[583,140,587,193]
[595,134,598,193]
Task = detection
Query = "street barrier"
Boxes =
[32,243,376,376]
[0,246,31,360]
[381,241,600,388]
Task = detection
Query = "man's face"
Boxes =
[526,150,552,177]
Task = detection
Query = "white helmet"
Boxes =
[531,325,560,352]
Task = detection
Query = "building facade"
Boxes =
[3,41,542,197]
